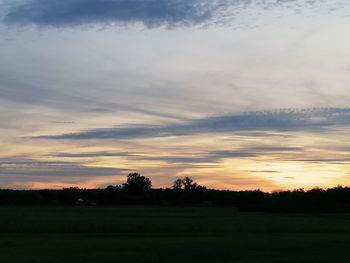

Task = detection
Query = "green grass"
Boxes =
[0,206,350,262]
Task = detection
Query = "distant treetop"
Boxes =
[123,172,152,194]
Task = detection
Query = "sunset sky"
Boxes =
[1,0,350,191]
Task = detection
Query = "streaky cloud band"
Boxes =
[3,0,234,28]
[2,0,329,29]
[36,108,350,140]
[0,158,127,177]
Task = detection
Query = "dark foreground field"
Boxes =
[0,206,350,262]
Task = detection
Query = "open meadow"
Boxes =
[0,206,349,262]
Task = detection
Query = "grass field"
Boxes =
[0,206,350,262]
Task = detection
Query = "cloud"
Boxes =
[51,146,302,165]
[2,0,329,29]
[0,72,189,123]
[53,150,256,164]
[0,158,126,177]
[37,108,350,140]
[246,170,280,173]
[3,0,234,28]
[288,158,350,164]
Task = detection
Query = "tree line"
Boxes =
[1,172,350,212]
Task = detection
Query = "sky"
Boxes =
[1,0,350,191]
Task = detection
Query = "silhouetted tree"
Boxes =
[172,177,205,190]
[183,177,197,190]
[123,172,152,194]
[172,178,183,189]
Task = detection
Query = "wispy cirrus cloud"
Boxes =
[37,108,350,140]
[52,146,302,163]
